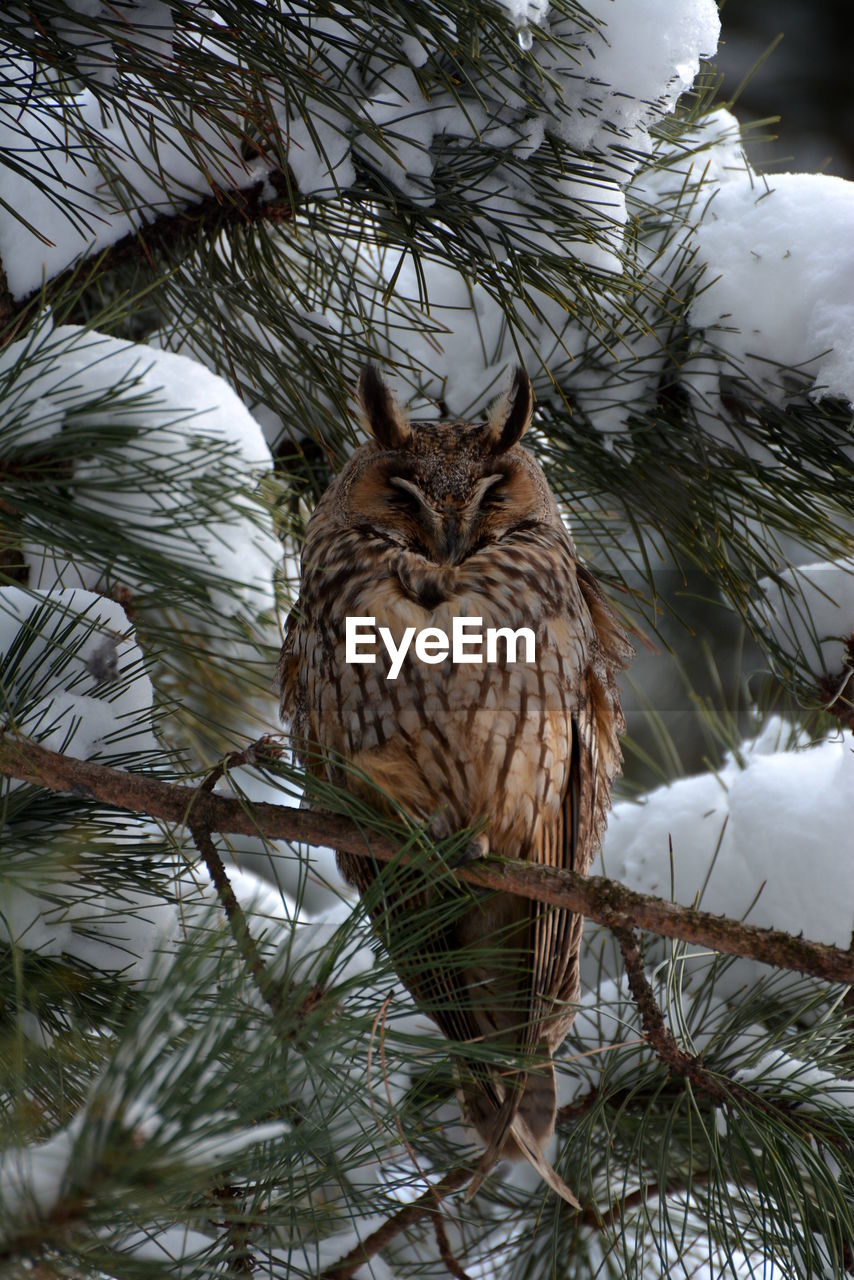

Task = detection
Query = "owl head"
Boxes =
[335,365,559,565]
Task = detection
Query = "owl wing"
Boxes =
[528,567,632,1047]
[526,700,594,1049]
[465,694,597,1198]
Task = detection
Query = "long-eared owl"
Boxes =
[279,366,632,1201]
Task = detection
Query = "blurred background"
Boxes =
[717,0,853,179]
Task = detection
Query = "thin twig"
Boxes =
[431,1210,472,1280]
[366,991,472,1278]
[614,928,815,1125]
[0,259,13,331]
[556,1084,600,1128]
[581,1171,712,1232]
[199,736,283,798]
[185,740,287,1017]
[818,636,854,730]
[188,819,283,1019]
[321,1166,471,1280]
[209,1183,258,1276]
[615,928,728,1104]
[2,734,854,987]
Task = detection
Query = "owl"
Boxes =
[279,366,632,1202]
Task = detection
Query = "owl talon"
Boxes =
[452,833,490,867]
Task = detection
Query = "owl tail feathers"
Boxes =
[460,1065,581,1209]
[464,1110,581,1209]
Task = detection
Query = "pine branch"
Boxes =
[817,636,854,731]
[210,1183,258,1276]
[1,733,853,987]
[615,927,729,1105]
[190,742,288,1017]
[318,1159,700,1276]
[0,1187,92,1269]
[615,928,847,1133]
[431,1210,472,1280]
[0,175,295,328]
[321,1167,471,1280]
[189,818,284,1019]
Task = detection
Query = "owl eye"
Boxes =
[476,472,507,509]
[388,475,432,512]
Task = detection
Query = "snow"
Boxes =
[6,0,853,450]
[0,0,720,309]
[285,108,356,194]
[327,0,720,420]
[116,1226,219,1274]
[734,1050,854,1111]
[549,0,720,162]
[587,719,854,995]
[0,587,296,966]
[0,826,296,979]
[628,108,854,424]
[354,99,854,438]
[0,52,260,298]
[689,170,854,407]
[0,586,155,761]
[0,317,279,615]
[358,65,439,203]
[0,1009,287,1232]
[0,1113,84,1221]
[219,761,351,916]
[496,0,549,31]
[275,1232,395,1280]
[283,902,377,986]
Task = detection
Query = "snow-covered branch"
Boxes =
[0,176,296,326]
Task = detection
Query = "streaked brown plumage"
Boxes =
[279,365,632,1200]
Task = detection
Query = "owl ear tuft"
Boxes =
[358,365,411,449]
[485,366,533,452]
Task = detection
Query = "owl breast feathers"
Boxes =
[279,366,632,1203]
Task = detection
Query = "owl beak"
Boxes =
[439,514,462,564]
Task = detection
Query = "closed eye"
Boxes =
[475,472,507,508]
[389,476,430,508]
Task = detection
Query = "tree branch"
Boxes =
[0,175,294,329]
[615,927,729,1105]
[2,733,853,986]
[189,818,284,1019]
[321,1166,471,1280]
[614,928,841,1130]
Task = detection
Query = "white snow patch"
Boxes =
[218,764,351,916]
[0,586,154,760]
[551,0,720,159]
[689,172,854,406]
[0,318,279,614]
[0,45,257,299]
[0,1114,84,1220]
[591,722,854,998]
